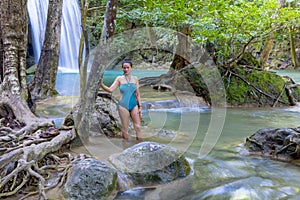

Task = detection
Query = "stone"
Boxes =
[61,92,121,137]
[62,158,117,200]
[109,141,191,185]
[245,127,300,161]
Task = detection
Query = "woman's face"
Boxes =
[122,62,132,75]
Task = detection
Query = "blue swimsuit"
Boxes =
[119,83,138,111]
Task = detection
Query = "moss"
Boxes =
[180,65,211,103]
[225,76,248,105]
[224,68,294,106]
[50,89,59,96]
[237,52,261,68]
[63,117,74,126]
[180,63,299,107]
[26,64,37,75]
[104,171,117,197]
[130,172,162,184]
[180,156,191,176]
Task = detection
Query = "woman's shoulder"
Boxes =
[132,75,139,80]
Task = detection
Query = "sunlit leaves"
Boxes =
[87,0,300,65]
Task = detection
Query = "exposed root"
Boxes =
[0,128,75,199]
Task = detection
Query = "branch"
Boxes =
[224,36,255,67]
[229,71,288,105]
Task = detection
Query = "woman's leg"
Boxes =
[130,106,142,141]
[118,105,130,140]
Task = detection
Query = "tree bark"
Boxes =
[75,0,118,144]
[79,0,90,99]
[0,1,76,198]
[100,0,118,43]
[29,0,63,101]
[289,27,299,69]
[0,0,29,100]
[170,25,191,71]
[260,33,274,70]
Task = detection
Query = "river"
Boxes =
[38,69,300,199]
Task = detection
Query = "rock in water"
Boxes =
[109,141,191,185]
[62,158,117,200]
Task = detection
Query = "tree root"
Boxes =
[0,129,75,199]
[0,92,82,199]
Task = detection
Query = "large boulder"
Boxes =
[181,65,300,107]
[62,158,117,200]
[109,141,191,185]
[245,127,300,161]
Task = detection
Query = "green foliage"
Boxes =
[86,0,300,66]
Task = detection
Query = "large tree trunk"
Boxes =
[0,0,29,100]
[29,0,63,101]
[75,0,118,144]
[170,25,191,71]
[0,1,76,198]
[100,0,118,43]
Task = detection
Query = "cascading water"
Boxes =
[27,0,82,72]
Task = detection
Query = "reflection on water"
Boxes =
[39,70,300,199]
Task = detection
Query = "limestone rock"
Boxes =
[109,141,191,185]
[62,92,121,137]
[62,158,117,200]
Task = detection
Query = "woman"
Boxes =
[100,60,142,141]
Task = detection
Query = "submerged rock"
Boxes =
[245,127,300,161]
[109,141,191,185]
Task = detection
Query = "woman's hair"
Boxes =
[122,59,133,68]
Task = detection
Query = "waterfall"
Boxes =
[27,0,82,72]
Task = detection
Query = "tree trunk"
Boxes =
[0,0,29,100]
[75,0,118,144]
[0,2,76,198]
[170,25,191,71]
[29,0,63,101]
[259,33,274,70]
[277,0,299,69]
[100,0,118,43]
[289,27,300,69]
[79,0,90,99]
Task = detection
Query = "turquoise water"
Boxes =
[273,70,300,83]
[43,69,300,199]
[114,70,300,199]
[54,70,168,96]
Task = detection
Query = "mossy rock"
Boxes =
[180,65,300,107]
[224,68,300,106]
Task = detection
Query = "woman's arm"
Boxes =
[100,76,120,93]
